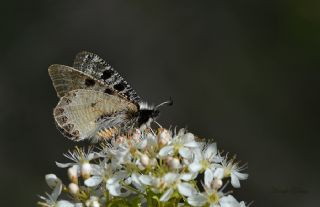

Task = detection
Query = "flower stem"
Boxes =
[105,190,109,206]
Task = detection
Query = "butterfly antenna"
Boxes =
[155,97,173,109]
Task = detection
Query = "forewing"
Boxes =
[73,51,141,103]
[48,64,113,98]
[53,89,138,141]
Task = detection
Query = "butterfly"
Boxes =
[49,51,172,142]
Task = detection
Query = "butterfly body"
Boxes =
[49,51,161,142]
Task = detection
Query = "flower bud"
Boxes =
[45,174,61,188]
[150,158,157,168]
[68,183,79,195]
[158,128,172,147]
[166,157,181,169]
[140,154,150,167]
[86,196,100,207]
[81,162,92,180]
[68,166,78,184]
[212,178,223,189]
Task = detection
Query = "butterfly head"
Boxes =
[137,98,173,126]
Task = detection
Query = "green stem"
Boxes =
[105,190,109,207]
[146,189,153,207]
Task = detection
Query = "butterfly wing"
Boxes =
[48,64,110,98]
[73,51,141,103]
[54,89,138,141]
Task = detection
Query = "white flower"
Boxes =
[84,161,128,197]
[157,128,172,147]
[189,143,222,187]
[139,172,196,201]
[39,174,75,207]
[159,131,199,159]
[56,200,76,207]
[129,172,146,192]
[56,147,99,179]
[39,126,249,207]
[85,196,100,207]
[45,174,63,202]
[45,174,62,189]
[160,172,197,202]
[188,185,241,207]
[110,145,132,168]
[139,174,156,186]
[214,158,248,188]
[220,195,243,207]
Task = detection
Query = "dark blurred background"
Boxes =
[1,0,319,206]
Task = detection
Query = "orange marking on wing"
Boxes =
[97,127,119,140]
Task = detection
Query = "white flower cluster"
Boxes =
[38,127,249,207]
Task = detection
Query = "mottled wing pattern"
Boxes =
[48,64,108,98]
[73,51,141,103]
[54,89,138,141]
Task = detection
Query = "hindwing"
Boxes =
[53,89,138,141]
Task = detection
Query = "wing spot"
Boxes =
[64,123,74,132]
[104,88,113,95]
[65,98,72,104]
[101,70,114,80]
[72,130,80,137]
[114,82,126,91]
[54,108,64,116]
[85,78,96,86]
[57,116,68,124]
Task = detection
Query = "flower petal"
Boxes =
[139,175,153,186]
[45,174,61,189]
[84,176,103,187]
[160,188,174,202]
[164,173,179,184]
[183,133,195,143]
[179,147,192,159]
[51,183,63,201]
[213,168,224,179]
[204,169,214,187]
[114,170,128,180]
[189,162,203,173]
[55,162,73,168]
[187,193,207,206]
[231,173,241,188]
[159,146,174,157]
[240,201,247,207]
[87,152,99,161]
[184,141,199,148]
[220,195,241,207]
[90,164,101,176]
[178,182,196,197]
[131,173,145,191]
[204,143,217,160]
[56,200,75,207]
[234,171,248,180]
[107,182,122,196]
[180,172,197,181]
